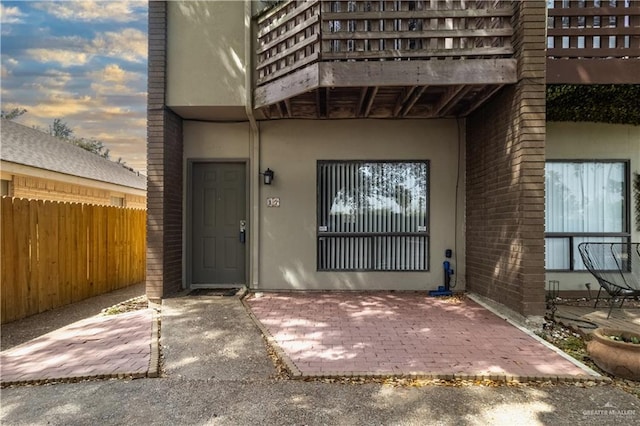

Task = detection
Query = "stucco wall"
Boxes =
[182,119,465,291]
[258,119,465,291]
[166,1,246,109]
[546,122,640,292]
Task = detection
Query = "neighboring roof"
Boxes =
[0,119,146,191]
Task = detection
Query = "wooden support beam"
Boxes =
[400,86,427,117]
[275,102,284,119]
[255,63,320,108]
[547,58,640,84]
[356,87,368,118]
[284,99,292,118]
[325,88,331,119]
[433,85,471,117]
[393,86,417,117]
[316,88,322,118]
[462,85,504,116]
[318,59,517,87]
[363,87,379,118]
[318,88,327,118]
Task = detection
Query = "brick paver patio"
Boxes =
[247,293,597,379]
[0,309,154,384]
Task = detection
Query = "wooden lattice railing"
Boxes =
[547,0,640,59]
[256,0,515,85]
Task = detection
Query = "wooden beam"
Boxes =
[255,63,320,108]
[318,88,327,118]
[318,59,517,88]
[393,86,417,117]
[400,86,427,117]
[274,102,284,119]
[283,99,292,118]
[462,85,504,116]
[325,88,330,119]
[433,85,471,117]
[363,87,379,118]
[321,8,513,21]
[356,87,368,117]
[546,58,640,84]
[315,89,321,119]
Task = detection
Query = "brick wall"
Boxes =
[465,0,546,317]
[9,175,146,209]
[146,0,184,301]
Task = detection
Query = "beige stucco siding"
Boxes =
[166,1,246,110]
[258,119,465,291]
[546,122,640,291]
[182,121,250,159]
[182,119,465,291]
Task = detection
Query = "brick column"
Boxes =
[465,1,546,317]
[147,0,183,301]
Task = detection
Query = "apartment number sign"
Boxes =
[266,197,280,207]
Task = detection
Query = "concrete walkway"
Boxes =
[2,294,640,426]
[246,293,597,381]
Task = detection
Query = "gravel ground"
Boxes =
[2,373,640,425]
[538,317,640,399]
[0,283,145,350]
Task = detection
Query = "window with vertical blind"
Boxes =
[545,160,629,271]
[317,161,429,271]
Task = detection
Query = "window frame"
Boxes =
[545,159,631,272]
[316,159,430,272]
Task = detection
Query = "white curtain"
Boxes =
[545,162,625,270]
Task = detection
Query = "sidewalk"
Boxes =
[0,310,156,384]
[0,283,157,385]
[2,293,640,426]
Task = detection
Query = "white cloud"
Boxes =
[34,70,73,90]
[26,49,90,67]
[0,4,25,24]
[91,29,147,63]
[32,93,94,118]
[88,64,145,97]
[34,0,144,23]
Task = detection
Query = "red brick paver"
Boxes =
[247,293,595,379]
[1,309,153,384]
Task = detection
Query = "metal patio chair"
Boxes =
[578,242,640,319]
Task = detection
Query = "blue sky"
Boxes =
[1,0,148,172]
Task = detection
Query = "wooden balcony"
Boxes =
[254,0,517,119]
[547,0,640,84]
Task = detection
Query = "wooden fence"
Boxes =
[1,198,146,324]
[256,0,514,85]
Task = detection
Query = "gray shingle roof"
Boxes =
[0,119,146,191]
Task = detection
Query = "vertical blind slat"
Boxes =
[318,161,429,271]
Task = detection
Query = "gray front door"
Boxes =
[192,162,246,284]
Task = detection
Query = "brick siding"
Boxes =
[146,0,184,301]
[465,1,546,317]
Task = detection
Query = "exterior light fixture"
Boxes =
[262,168,274,185]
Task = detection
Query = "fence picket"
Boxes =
[0,198,146,323]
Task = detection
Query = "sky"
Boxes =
[1,0,148,173]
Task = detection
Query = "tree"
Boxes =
[49,118,74,140]
[71,137,110,159]
[1,107,27,120]
[49,118,110,159]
